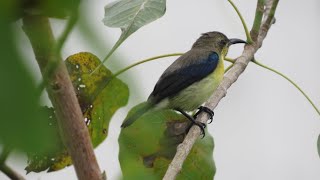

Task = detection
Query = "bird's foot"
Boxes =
[191,121,206,138]
[185,120,206,138]
[193,106,214,124]
[175,108,207,138]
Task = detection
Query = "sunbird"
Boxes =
[121,31,246,135]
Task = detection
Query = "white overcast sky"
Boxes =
[2,0,320,180]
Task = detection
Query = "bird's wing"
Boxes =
[148,51,220,104]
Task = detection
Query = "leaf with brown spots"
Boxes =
[66,52,129,146]
[26,52,129,173]
[119,102,215,179]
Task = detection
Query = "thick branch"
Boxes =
[22,15,103,180]
[163,0,278,179]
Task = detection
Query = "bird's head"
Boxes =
[192,31,246,56]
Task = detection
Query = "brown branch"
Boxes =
[163,0,279,179]
[22,15,103,180]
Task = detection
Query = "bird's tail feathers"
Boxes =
[121,102,153,128]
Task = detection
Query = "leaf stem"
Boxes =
[224,64,233,73]
[112,53,183,77]
[224,57,235,63]
[225,57,320,116]
[253,59,320,116]
[55,12,78,54]
[227,0,253,44]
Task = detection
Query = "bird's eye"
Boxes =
[219,40,227,46]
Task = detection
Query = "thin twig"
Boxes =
[253,59,320,116]
[0,164,25,180]
[224,57,320,116]
[112,53,183,77]
[0,148,25,180]
[163,1,278,179]
[227,0,253,44]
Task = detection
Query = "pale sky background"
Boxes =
[2,0,320,180]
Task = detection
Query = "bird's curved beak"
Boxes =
[228,38,247,45]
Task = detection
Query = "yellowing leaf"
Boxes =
[26,52,129,173]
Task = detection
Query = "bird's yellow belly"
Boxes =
[167,61,224,111]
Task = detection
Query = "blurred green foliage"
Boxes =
[0,0,80,21]
[0,12,58,154]
[119,102,215,180]
[0,0,81,168]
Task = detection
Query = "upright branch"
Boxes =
[163,0,279,179]
[251,0,265,41]
[22,15,103,180]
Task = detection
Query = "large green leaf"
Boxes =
[66,52,129,146]
[26,52,129,172]
[119,102,215,179]
[100,0,167,65]
[103,0,166,34]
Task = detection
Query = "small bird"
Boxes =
[121,31,246,135]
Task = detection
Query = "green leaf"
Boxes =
[100,0,166,64]
[25,52,129,172]
[66,52,129,146]
[119,102,215,179]
[25,107,68,173]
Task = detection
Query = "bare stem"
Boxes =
[227,0,253,44]
[253,59,320,116]
[112,53,183,77]
[163,1,278,179]
[251,0,265,41]
[225,57,320,116]
[0,148,25,180]
[22,15,103,180]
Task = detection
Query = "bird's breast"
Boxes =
[167,59,224,111]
